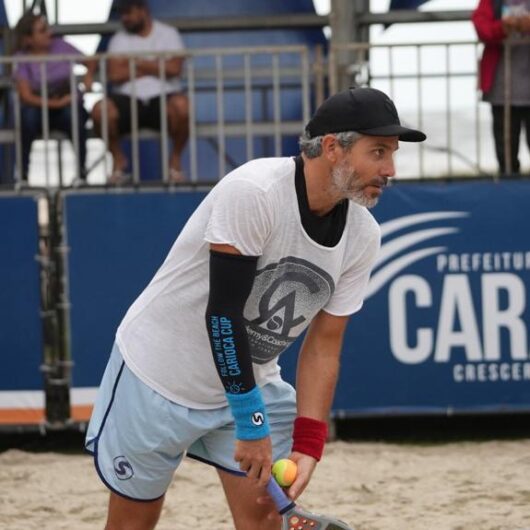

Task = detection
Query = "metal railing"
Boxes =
[1,44,317,187]
[330,41,481,179]
[0,38,528,188]
[329,38,529,180]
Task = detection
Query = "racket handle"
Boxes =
[266,477,296,514]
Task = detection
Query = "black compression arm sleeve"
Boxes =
[205,250,258,395]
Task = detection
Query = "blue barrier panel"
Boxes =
[64,181,530,419]
[0,194,44,424]
[323,180,530,416]
[63,190,207,419]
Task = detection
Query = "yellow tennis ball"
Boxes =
[272,458,297,487]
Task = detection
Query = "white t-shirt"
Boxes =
[116,157,381,409]
[108,20,185,101]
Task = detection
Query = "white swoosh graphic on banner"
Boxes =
[375,227,458,267]
[380,211,469,238]
[366,247,446,299]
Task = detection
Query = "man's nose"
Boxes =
[381,159,396,178]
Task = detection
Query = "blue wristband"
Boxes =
[226,386,270,441]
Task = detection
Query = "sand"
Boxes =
[1,439,530,530]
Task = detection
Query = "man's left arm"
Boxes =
[287,309,349,499]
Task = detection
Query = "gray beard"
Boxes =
[125,21,146,34]
[330,164,379,209]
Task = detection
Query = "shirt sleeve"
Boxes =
[167,27,185,51]
[472,0,506,44]
[204,179,275,257]
[13,58,29,83]
[58,37,83,56]
[107,33,125,53]
[324,222,381,316]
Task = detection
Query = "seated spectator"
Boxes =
[13,11,93,184]
[472,0,530,176]
[92,0,189,184]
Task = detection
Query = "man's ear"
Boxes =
[321,134,339,163]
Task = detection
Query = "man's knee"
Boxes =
[229,499,280,530]
[218,471,281,530]
[105,492,163,530]
[92,99,119,125]
[168,94,189,121]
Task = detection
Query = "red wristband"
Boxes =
[292,416,328,461]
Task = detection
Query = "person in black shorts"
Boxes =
[91,0,188,183]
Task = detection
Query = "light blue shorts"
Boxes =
[85,343,296,501]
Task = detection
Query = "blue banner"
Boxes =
[327,180,530,415]
[63,181,530,417]
[63,190,207,389]
[0,195,43,391]
[0,194,44,425]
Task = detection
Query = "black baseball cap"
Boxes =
[115,0,148,11]
[306,87,426,142]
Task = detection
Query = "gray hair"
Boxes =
[298,130,363,159]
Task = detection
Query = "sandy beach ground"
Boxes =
[2,438,530,530]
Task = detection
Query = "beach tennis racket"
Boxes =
[267,477,354,530]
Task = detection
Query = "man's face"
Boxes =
[120,6,148,34]
[330,135,398,208]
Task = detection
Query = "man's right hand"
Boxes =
[234,437,272,487]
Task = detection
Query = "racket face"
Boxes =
[282,505,353,530]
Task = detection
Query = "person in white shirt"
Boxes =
[92,0,188,183]
[85,87,426,530]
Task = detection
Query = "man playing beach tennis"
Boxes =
[85,87,426,529]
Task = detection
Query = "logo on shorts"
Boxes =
[251,412,265,426]
[113,456,134,480]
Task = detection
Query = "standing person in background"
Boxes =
[91,0,189,184]
[85,87,426,529]
[13,11,93,185]
[472,0,530,176]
